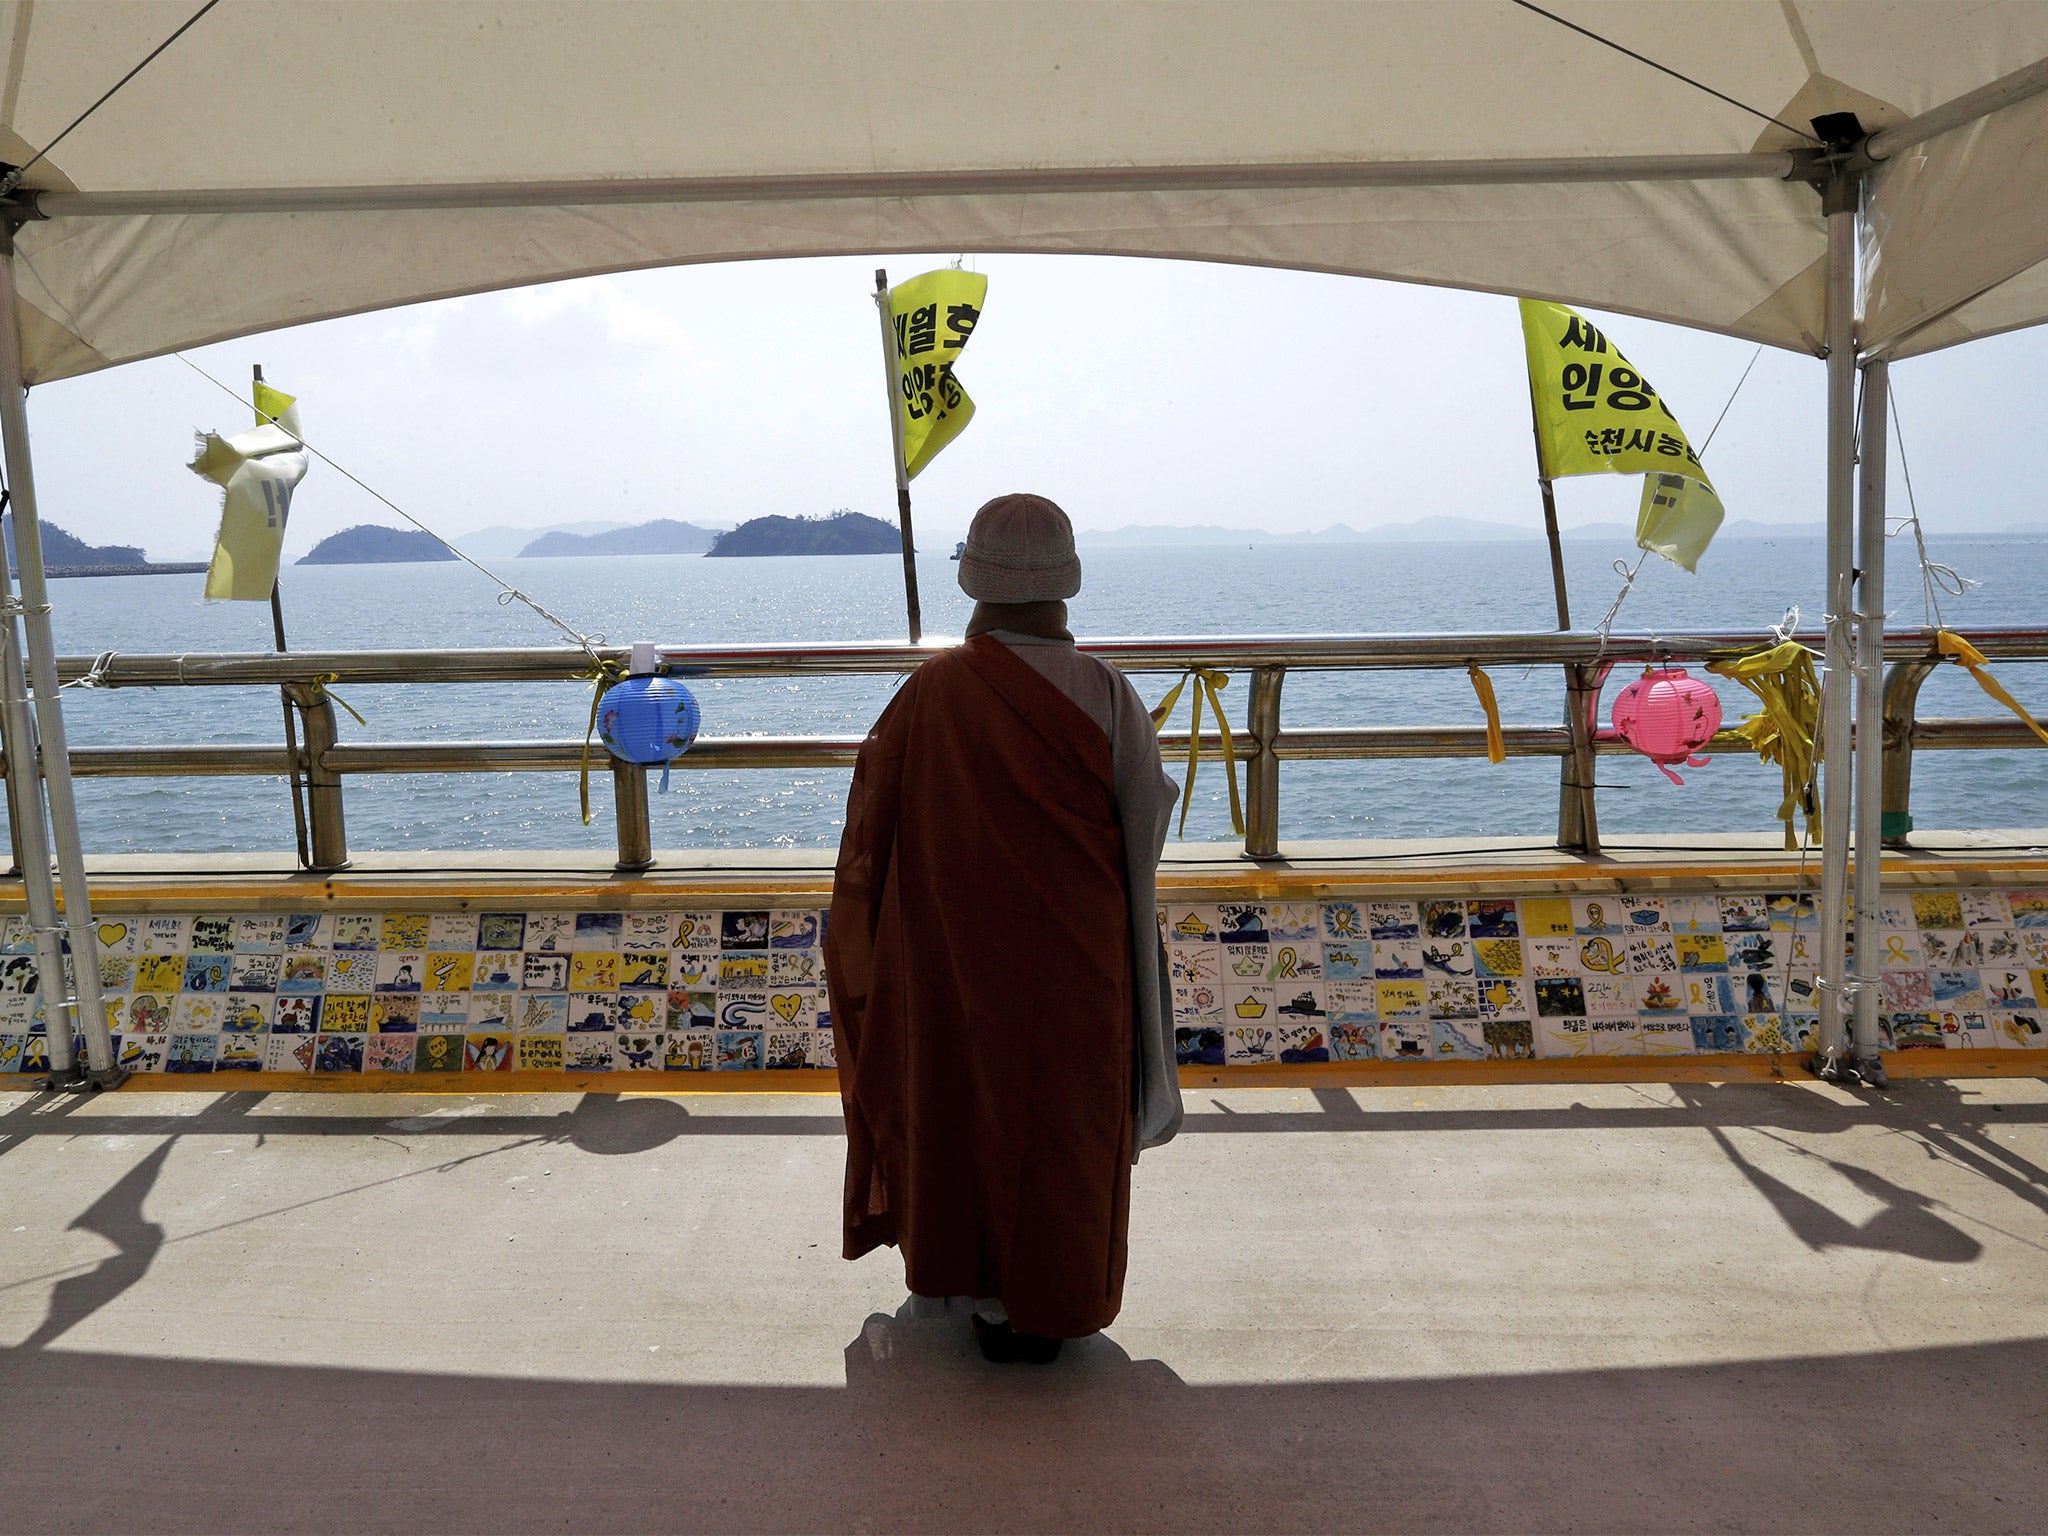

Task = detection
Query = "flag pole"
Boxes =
[256,363,312,867]
[1526,390,1601,854]
[873,268,923,643]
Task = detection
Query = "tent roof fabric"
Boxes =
[6,0,2048,381]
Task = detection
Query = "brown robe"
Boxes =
[827,634,1135,1338]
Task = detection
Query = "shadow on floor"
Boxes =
[3,1316,2042,1533]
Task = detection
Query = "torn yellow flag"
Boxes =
[888,269,984,478]
[190,381,308,600]
[1520,297,1723,571]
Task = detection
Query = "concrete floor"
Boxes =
[3,1078,2046,1534]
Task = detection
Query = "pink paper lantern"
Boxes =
[1610,666,1722,785]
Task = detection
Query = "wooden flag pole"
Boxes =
[873,268,923,643]
[256,362,312,867]
[1526,394,1601,854]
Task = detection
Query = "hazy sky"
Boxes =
[20,251,2048,562]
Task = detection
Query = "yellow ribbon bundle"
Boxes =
[1150,665,1245,838]
[1938,630,2048,747]
[305,672,367,727]
[578,657,630,825]
[1467,662,1506,764]
[1706,640,1821,848]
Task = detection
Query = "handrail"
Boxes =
[47,627,2048,687]
[13,625,2043,875]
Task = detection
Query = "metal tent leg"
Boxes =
[1813,176,1858,1082]
[0,232,119,1088]
[0,580,72,1082]
[1850,358,1890,1085]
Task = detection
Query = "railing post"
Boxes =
[0,710,21,876]
[287,685,351,871]
[1557,664,1602,854]
[612,761,653,871]
[1880,655,1938,848]
[1243,664,1285,860]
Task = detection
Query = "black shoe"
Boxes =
[971,1313,1063,1364]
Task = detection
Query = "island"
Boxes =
[297,525,459,565]
[6,521,208,579]
[518,519,718,558]
[706,510,901,557]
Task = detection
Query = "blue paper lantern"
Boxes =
[598,675,701,765]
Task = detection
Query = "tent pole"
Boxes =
[1813,174,1859,1079]
[872,268,922,644]
[1851,357,1889,1077]
[0,229,118,1086]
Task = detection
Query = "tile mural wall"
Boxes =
[0,890,2045,1078]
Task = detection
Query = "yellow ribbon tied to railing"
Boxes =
[1467,662,1506,764]
[1938,630,2048,747]
[1706,640,1822,848]
[578,657,629,825]
[1150,665,1245,839]
[306,672,367,727]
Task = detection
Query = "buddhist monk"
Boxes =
[826,492,1182,1364]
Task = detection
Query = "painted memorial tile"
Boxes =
[1934,1010,1992,1047]
[617,911,670,950]
[1321,901,1367,943]
[1524,939,1578,979]
[476,912,526,952]
[420,993,470,1029]
[1164,905,1221,945]
[716,1030,764,1070]
[1889,1012,1946,1050]
[1572,898,1630,936]
[425,952,474,992]
[671,912,722,952]
[1169,943,1222,986]
[764,910,822,954]
[1216,903,1270,944]
[414,1033,464,1072]
[1741,1014,1800,1054]
[1585,1017,1643,1056]
[767,949,823,985]
[1676,934,1728,972]
[182,954,233,994]
[1267,941,1322,984]
[720,992,773,1032]
[614,949,666,989]
[570,912,622,951]
[465,1034,515,1072]
[1955,890,2011,929]
[1880,969,1934,1011]
[2009,891,2048,929]
[313,1040,366,1073]
[1636,974,1685,1015]
[279,953,330,994]
[1427,977,1479,1020]
[471,952,521,991]
[467,994,514,1033]
[1619,936,1679,976]
[813,1029,838,1069]
[1274,981,1328,1024]
[764,1029,815,1068]
[322,913,374,951]
[98,954,135,991]
[719,952,771,987]
[1329,1022,1374,1060]
[1225,1022,1278,1064]
[1376,979,1426,1019]
[569,952,619,992]
[1514,898,1571,939]
[1534,977,1586,1017]
[189,915,237,954]
[364,1035,417,1072]
[1929,969,1985,1010]
[1573,935,1626,981]
[567,993,617,1032]
[1326,979,1376,1022]
[1477,975,1529,1019]
[1482,1018,1535,1059]
[667,989,718,1030]
[2022,931,2048,969]
[614,992,663,1031]
[175,999,227,1036]
[214,1034,264,1072]
[1908,891,1964,931]
[371,997,420,1033]
[767,988,820,1030]
[1419,936,1474,979]
[1374,939,1423,980]
[138,914,191,954]
[93,918,140,959]
[1662,896,1721,934]
[522,912,573,953]
[1264,904,1318,944]
[522,953,570,992]
[1615,896,1670,934]
[1534,1013,1592,1058]
[660,1030,711,1070]
[1731,971,1779,1017]
[1273,1019,1328,1062]
[227,915,285,953]
[720,911,769,950]
[134,954,183,994]
[1977,928,2026,968]
[669,951,716,988]
[327,951,376,993]
[115,1036,164,1073]
[1176,1025,1225,1065]
[1220,942,1268,981]
[1716,895,1769,932]
[515,994,568,1034]
[1875,929,1925,969]
[1380,1016,1433,1059]
[272,995,322,1034]
[127,994,173,1034]
[16,1034,51,1073]
[1466,899,1519,938]
[1764,894,1816,931]
[1415,900,1464,942]
[263,1034,316,1072]
[0,917,30,954]
[376,914,428,953]
[1366,901,1418,941]
[603,1029,660,1070]
[221,995,272,1032]
[1224,982,1274,1027]
[229,952,281,992]
[1580,975,1637,1017]
[375,952,425,993]
[1321,939,1371,980]
[164,1033,217,1073]
[1638,1016,1695,1056]
[518,1035,565,1070]
[1721,929,1779,973]
[0,988,39,1029]
[1984,968,2036,1008]
[1687,1014,1745,1052]
[282,913,330,950]
[1988,1012,2047,1047]
[425,913,479,951]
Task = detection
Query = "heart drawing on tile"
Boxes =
[98,923,127,949]
[771,993,803,1023]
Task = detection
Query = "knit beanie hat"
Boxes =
[955,493,1083,603]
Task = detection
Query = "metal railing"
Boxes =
[0,626,2040,872]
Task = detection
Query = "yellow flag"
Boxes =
[1520,297,1721,569]
[190,381,308,600]
[889,269,985,478]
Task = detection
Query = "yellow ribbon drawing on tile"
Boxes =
[1151,665,1245,839]
[1707,640,1822,849]
[1938,630,2048,747]
[1467,662,1506,764]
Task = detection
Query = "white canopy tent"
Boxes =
[5,0,2048,1083]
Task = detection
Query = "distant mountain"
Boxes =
[519,519,718,558]
[455,520,630,559]
[708,511,901,557]
[5,520,149,569]
[297,525,458,565]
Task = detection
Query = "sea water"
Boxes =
[20,534,2048,858]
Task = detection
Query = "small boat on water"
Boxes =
[951,541,965,560]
